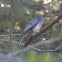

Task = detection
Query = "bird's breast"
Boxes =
[27,23,42,36]
[33,23,41,32]
[31,23,42,36]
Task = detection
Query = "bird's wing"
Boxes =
[23,19,38,33]
[19,19,38,45]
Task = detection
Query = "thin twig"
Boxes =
[0,38,62,56]
[7,44,62,56]
[0,34,21,36]
[0,37,61,46]
[0,29,52,36]
[20,0,52,6]
[32,37,61,47]
[41,29,53,36]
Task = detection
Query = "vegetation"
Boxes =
[0,0,62,62]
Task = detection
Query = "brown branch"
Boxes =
[24,12,62,47]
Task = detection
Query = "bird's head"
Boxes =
[37,15,45,22]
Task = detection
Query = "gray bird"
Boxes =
[19,15,45,46]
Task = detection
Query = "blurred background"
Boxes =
[0,0,62,62]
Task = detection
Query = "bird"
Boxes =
[19,15,45,46]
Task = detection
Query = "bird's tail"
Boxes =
[19,32,25,46]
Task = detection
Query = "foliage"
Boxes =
[0,0,62,62]
[26,51,56,62]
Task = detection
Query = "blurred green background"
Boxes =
[0,0,62,62]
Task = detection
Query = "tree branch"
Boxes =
[24,12,62,47]
[7,44,62,56]
[0,38,62,56]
